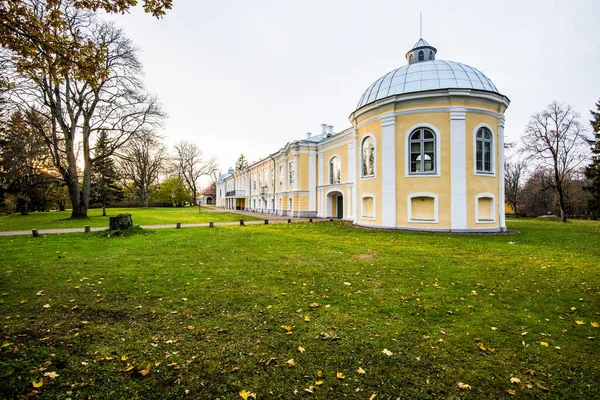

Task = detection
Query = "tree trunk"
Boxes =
[102,201,106,217]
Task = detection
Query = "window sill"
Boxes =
[476,219,496,224]
[409,218,437,223]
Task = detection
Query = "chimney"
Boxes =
[327,125,334,134]
[321,123,327,134]
[306,132,312,138]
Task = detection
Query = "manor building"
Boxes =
[216,38,510,232]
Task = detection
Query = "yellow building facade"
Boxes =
[217,38,510,232]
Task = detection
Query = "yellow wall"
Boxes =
[465,113,500,228]
[395,112,451,228]
[356,119,382,226]
[322,146,349,184]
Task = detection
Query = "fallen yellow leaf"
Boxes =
[121,355,127,361]
[510,377,520,384]
[507,388,516,395]
[477,343,487,351]
[317,370,323,378]
[298,346,305,353]
[32,380,43,388]
[369,394,377,400]
[336,371,345,379]
[382,349,393,356]
[357,367,366,375]
[287,359,295,367]
[576,320,585,325]
[592,322,600,328]
[43,371,59,379]
[139,363,152,376]
[315,380,324,386]
[123,365,134,372]
[457,382,471,390]
[304,315,310,322]
[540,342,549,347]
[266,305,272,309]
[239,389,256,399]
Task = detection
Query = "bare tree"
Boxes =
[171,141,218,205]
[5,4,163,218]
[522,101,589,222]
[119,133,166,207]
[504,158,527,218]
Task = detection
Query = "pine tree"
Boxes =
[235,154,249,172]
[585,99,600,217]
[90,131,123,216]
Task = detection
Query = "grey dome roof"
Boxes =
[356,60,499,110]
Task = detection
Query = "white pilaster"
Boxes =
[381,113,396,228]
[309,151,316,212]
[498,115,507,231]
[293,153,299,192]
[347,142,355,219]
[352,128,359,223]
[318,152,324,186]
[450,107,467,231]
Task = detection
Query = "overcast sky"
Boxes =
[108,0,599,188]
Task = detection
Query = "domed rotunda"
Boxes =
[349,38,510,232]
[217,38,509,233]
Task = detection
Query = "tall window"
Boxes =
[329,156,341,184]
[279,165,283,185]
[476,127,493,174]
[418,50,424,61]
[428,50,434,60]
[361,136,375,177]
[409,128,436,174]
[271,168,275,187]
[288,161,295,185]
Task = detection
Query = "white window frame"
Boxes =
[360,134,377,179]
[329,155,342,185]
[405,124,441,178]
[475,193,496,223]
[360,194,376,220]
[473,124,496,176]
[288,161,295,185]
[407,193,439,223]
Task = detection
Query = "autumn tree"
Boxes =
[522,101,589,222]
[585,99,600,217]
[171,141,218,206]
[504,157,527,218]
[90,130,124,216]
[0,0,172,88]
[119,133,166,207]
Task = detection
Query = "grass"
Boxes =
[0,206,262,231]
[0,219,599,399]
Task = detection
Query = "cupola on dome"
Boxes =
[356,38,499,110]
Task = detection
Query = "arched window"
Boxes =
[329,156,341,184]
[409,128,436,174]
[476,127,493,173]
[361,136,375,178]
[409,54,414,64]
[418,50,424,61]
[429,50,434,60]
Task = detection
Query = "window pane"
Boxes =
[423,141,434,152]
[411,142,420,153]
[423,130,434,139]
[484,160,491,171]
[411,161,419,172]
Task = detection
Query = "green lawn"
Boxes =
[0,219,599,398]
[0,206,261,231]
